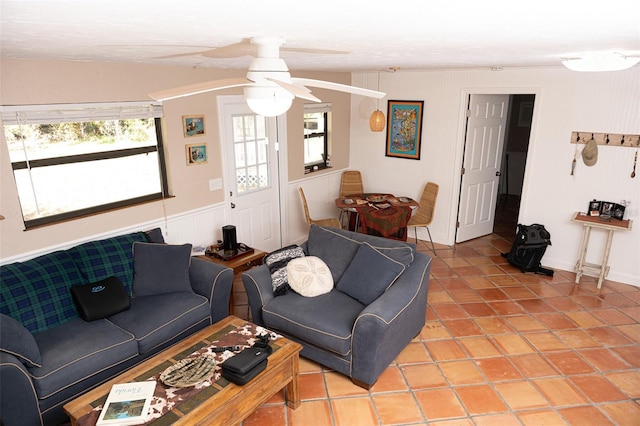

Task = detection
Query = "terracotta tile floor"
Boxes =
[232,231,640,425]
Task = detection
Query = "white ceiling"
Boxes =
[1,0,639,73]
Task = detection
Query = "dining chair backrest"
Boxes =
[340,170,364,197]
[412,182,439,227]
[298,187,341,228]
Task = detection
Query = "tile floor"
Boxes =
[231,222,639,425]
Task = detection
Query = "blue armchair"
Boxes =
[242,225,431,388]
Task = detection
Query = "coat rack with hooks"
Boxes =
[570,132,640,148]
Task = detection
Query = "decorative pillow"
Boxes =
[0,314,42,368]
[132,242,193,296]
[286,256,334,297]
[70,276,131,321]
[264,245,305,296]
[336,242,405,305]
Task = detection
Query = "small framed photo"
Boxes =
[186,143,207,165]
[588,200,601,216]
[183,115,205,137]
[600,201,615,217]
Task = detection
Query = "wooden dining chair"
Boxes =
[407,182,439,255]
[339,171,364,227]
[298,187,341,228]
[339,170,364,197]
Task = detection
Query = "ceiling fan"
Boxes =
[148,37,385,117]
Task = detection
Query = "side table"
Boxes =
[198,248,266,316]
[571,212,633,289]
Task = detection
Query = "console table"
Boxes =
[571,212,633,288]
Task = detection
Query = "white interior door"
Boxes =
[456,94,509,243]
[219,97,282,252]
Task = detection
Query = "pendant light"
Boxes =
[369,71,385,132]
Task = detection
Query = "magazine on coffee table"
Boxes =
[96,381,156,426]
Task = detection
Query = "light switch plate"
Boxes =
[209,178,222,191]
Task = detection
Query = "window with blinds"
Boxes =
[1,101,169,228]
[303,103,331,173]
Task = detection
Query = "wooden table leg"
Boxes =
[598,229,615,289]
[575,225,591,283]
[284,353,301,409]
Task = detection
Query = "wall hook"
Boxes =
[621,135,625,145]
[606,134,610,144]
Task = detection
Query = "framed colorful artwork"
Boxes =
[186,143,207,165]
[385,100,424,160]
[183,115,205,137]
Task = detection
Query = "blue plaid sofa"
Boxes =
[0,228,233,426]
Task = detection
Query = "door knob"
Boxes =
[496,171,502,176]
[230,202,236,209]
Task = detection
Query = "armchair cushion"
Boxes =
[0,314,42,368]
[336,243,405,305]
[287,256,333,297]
[132,242,192,296]
[307,225,414,283]
[264,245,305,296]
[262,290,364,355]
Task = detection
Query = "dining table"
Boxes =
[335,193,419,241]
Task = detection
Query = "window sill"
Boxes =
[304,165,332,174]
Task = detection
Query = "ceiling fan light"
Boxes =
[562,53,640,72]
[369,109,386,132]
[244,86,293,117]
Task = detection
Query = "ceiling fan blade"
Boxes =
[281,47,349,55]
[201,39,256,58]
[291,78,385,99]
[149,77,251,101]
[266,78,322,103]
[154,49,217,59]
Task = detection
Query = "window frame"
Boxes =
[303,103,331,173]
[1,102,169,228]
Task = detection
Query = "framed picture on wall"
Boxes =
[385,100,424,160]
[186,143,207,165]
[183,115,205,137]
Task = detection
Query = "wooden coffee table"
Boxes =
[64,316,302,426]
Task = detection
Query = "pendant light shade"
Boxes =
[369,109,385,132]
[369,71,386,132]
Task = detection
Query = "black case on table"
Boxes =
[221,346,269,385]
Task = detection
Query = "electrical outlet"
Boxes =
[209,178,222,191]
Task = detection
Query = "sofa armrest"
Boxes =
[350,252,431,385]
[189,257,234,323]
[241,264,275,326]
[0,352,42,426]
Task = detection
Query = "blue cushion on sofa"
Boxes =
[0,250,84,333]
[108,292,210,354]
[30,318,138,399]
[68,232,148,295]
[0,314,42,367]
[336,243,406,305]
[132,242,193,296]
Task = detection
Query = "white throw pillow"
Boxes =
[286,256,334,297]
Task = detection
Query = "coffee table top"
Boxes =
[64,316,300,426]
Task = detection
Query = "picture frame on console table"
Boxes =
[385,100,424,160]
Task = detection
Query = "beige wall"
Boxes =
[0,59,351,259]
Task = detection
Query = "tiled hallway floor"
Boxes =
[232,230,640,425]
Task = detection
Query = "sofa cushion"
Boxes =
[262,290,364,356]
[67,232,148,295]
[107,292,209,354]
[306,225,415,283]
[30,318,137,399]
[0,314,42,368]
[70,276,131,321]
[287,256,334,297]
[0,250,85,333]
[132,242,193,297]
[336,243,406,305]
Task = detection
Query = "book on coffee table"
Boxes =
[96,380,156,426]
